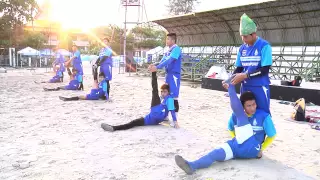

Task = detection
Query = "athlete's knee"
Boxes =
[219,143,234,161]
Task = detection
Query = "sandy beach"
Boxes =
[0,65,319,180]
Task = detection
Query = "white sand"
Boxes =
[0,65,319,180]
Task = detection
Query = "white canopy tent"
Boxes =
[146,46,164,55]
[58,49,71,56]
[146,46,165,63]
[17,47,40,56]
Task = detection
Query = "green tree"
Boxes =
[86,25,164,55]
[58,33,73,51]
[129,26,166,49]
[167,0,199,15]
[88,25,133,55]
[0,0,39,46]
[21,31,47,49]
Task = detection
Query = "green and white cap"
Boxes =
[239,13,257,36]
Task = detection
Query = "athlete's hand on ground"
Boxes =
[222,81,229,90]
[231,73,248,85]
[257,151,263,158]
[174,122,180,129]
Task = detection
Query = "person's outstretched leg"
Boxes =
[101,117,145,132]
[67,68,72,76]
[59,96,84,101]
[226,79,253,144]
[79,82,84,90]
[151,72,161,108]
[106,80,110,100]
[43,86,64,91]
[175,143,234,175]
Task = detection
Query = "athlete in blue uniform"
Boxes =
[36,49,65,84]
[43,68,80,91]
[149,33,182,114]
[100,72,179,132]
[65,44,84,90]
[58,71,108,101]
[175,77,276,175]
[223,13,272,114]
[52,48,66,82]
[47,73,63,83]
[92,37,112,99]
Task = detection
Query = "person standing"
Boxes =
[149,33,182,117]
[223,13,273,114]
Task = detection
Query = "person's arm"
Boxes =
[167,98,177,122]
[261,114,277,151]
[261,136,276,151]
[76,74,83,83]
[228,115,236,138]
[156,47,181,69]
[93,81,99,89]
[261,44,272,67]
[233,67,244,74]
[234,50,242,68]
[102,81,109,99]
[246,66,270,79]
[247,44,272,79]
[69,51,80,63]
[156,56,166,66]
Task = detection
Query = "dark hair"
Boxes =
[99,72,105,77]
[160,83,170,92]
[103,37,110,42]
[240,91,256,105]
[167,33,177,42]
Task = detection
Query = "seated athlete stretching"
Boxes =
[58,70,108,101]
[101,72,179,131]
[174,77,276,175]
[43,68,80,91]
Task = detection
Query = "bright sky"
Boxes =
[35,0,273,30]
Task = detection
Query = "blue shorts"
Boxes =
[165,73,181,98]
[144,106,166,125]
[241,85,270,114]
[227,136,260,159]
[86,89,104,100]
[100,64,112,80]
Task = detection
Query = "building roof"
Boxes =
[152,0,320,46]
